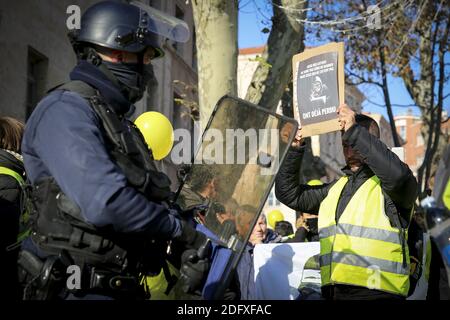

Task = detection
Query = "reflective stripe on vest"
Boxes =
[0,166,24,185]
[318,176,410,296]
[443,179,450,210]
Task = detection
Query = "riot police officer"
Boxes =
[18,1,206,300]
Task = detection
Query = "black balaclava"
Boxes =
[78,46,155,104]
[102,59,154,104]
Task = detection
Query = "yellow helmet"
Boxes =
[267,210,284,229]
[135,112,174,160]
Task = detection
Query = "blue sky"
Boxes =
[238,0,449,119]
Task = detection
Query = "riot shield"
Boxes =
[175,95,298,299]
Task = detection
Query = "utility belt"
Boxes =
[28,177,130,272]
[18,249,146,300]
[22,177,170,299]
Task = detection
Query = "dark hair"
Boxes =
[189,165,215,192]
[275,220,294,237]
[212,202,226,215]
[355,114,380,138]
[0,117,25,153]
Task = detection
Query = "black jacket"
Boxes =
[0,149,26,299]
[286,227,319,243]
[275,124,418,299]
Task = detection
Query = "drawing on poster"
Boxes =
[292,42,344,137]
[296,51,339,127]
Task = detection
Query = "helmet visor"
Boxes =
[131,1,190,43]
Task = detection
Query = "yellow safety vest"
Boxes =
[443,179,450,210]
[0,166,30,241]
[318,176,410,296]
[144,261,179,300]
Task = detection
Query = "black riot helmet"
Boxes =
[69,1,190,103]
[70,0,189,57]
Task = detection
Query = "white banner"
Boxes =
[253,242,321,300]
[253,241,429,300]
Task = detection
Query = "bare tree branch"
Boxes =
[345,68,383,88]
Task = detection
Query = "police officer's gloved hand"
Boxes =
[179,249,210,294]
[175,220,207,250]
[172,203,209,221]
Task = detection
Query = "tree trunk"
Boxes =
[245,0,309,111]
[425,16,450,186]
[192,0,238,130]
[231,0,308,207]
[398,2,436,194]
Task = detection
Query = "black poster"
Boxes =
[296,52,339,126]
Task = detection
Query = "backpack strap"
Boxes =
[0,166,31,245]
[52,81,132,155]
[48,80,98,99]
[0,166,24,185]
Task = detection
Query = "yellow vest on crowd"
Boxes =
[144,261,179,300]
[318,176,410,296]
[0,166,29,241]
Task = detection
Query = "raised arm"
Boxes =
[275,129,333,214]
[338,104,418,212]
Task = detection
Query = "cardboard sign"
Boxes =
[292,42,345,137]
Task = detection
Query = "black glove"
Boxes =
[175,220,207,250]
[179,249,210,294]
[172,202,210,220]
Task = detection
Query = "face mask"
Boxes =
[102,61,154,103]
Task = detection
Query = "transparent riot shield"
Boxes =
[175,95,298,299]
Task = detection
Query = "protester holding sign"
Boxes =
[275,104,418,300]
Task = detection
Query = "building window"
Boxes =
[416,133,424,146]
[26,47,48,119]
[266,189,280,207]
[173,5,184,56]
[268,192,274,206]
[398,126,406,140]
